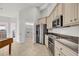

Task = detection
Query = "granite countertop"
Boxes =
[48,32,79,38]
[47,32,79,44]
[47,32,78,53]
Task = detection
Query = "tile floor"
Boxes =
[0,38,52,56]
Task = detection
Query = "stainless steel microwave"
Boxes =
[52,15,63,28]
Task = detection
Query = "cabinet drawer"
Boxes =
[57,3,63,16]
[60,43,78,56]
[45,35,48,48]
[55,47,60,56]
[47,16,52,29]
[55,40,78,56]
[57,41,78,56]
[63,4,74,26]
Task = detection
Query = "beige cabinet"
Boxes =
[45,35,48,48]
[55,40,60,56]
[47,4,63,29]
[47,3,79,28]
[36,20,39,25]
[55,46,60,56]
[70,4,79,25]
[38,17,46,25]
[63,3,74,26]
[52,4,63,21]
[55,40,77,56]
[63,3,79,26]
[47,14,53,29]
[42,18,46,24]
[57,3,63,16]
[76,4,79,24]
[53,6,58,21]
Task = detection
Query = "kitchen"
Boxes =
[36,3,79,56]
[0,3,79,56]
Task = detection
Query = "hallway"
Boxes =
[0,38,51,56]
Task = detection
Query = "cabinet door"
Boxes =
[76,4,79,24]
[39,18,46,24]
[45,35,48,48]
[42,18,46,24]
[47,14,52,29]
[59,52,65,56]
[57,3,63,16]
[55,40,77,56]
[71,4,79,25]
[55,47,60,56]
[36,19,40,25]
[63,3,74,26]
[47,16,50,29]
[60,43,78,56]
[55,41,61,56]
[53,6,58,21]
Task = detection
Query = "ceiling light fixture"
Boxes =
[25,22,34,25]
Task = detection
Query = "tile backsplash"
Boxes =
[48,26,79,37]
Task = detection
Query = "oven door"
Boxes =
[48,38,55,55]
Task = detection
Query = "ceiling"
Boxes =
[0,3,47,18]
[0,3,54,31]
[0,3,44,11]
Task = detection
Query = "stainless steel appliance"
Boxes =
[48,37,54,55]
[52,15,63,28]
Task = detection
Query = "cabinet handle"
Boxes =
[60,48,62,50]
[70,20,72,22]
[59,54,60,56]
[74,18,77,21]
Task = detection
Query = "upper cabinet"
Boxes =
[47,4,63,29]
[77,4,79,24]
[63,4,74,26]
[47,14,53,29]
[45,3,79,29]
[63,3,79,26]
[38,17,47,25]
[57,3,63,16]
[53,4,63,21]
[53,5,58,21]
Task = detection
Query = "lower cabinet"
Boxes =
[55,45,65,56]
[48,36,78,56]
[45,35,48,48]
[55,40,78,56]
[55,47,60,56]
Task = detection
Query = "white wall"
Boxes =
[10,23,16,39]
[0,16,17,41]
[0,7,20,42]
[18,7,40,43]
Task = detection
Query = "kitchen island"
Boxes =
[0,38,13,55]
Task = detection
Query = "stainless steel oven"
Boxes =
[48,37,55,55]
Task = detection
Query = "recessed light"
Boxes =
[25,22,33,25]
